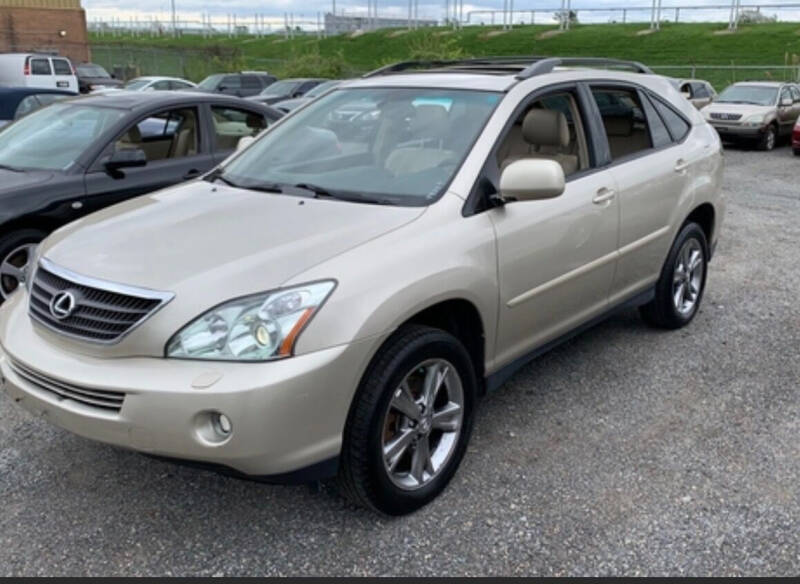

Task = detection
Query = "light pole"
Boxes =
[170,0,177,36]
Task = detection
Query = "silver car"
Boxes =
[0,57,725,515]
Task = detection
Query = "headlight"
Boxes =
[743,114,766,127]
[166,280,335,361]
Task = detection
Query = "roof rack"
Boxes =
[362,56,653,79]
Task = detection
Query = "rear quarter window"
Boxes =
[651,97,691,142]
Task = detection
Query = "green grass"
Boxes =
[90,22,800,88]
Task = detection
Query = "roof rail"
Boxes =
[363,56,654,79]
[516,57,653,79]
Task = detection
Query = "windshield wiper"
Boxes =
[292,183,396,206]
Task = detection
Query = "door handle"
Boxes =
[593,187,616,205]
[674,159,690,173]
[183,169,202,180]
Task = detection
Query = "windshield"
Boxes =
[306,80,339,98]
[0,103,125,171]
[124,79,150,90]
[198,74,223,90]
[717,85,778,106]
[260,80,301,97]
[218,87,501,206]
[77,64,110,78]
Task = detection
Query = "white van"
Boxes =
[0,53,78,93]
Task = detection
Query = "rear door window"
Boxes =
[30,59,52,75]
[590,87,653,161]
[241,76,261,91]
[221,76,241,91]
[52,59,72,76]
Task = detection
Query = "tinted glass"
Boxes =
[260,80,301,97]
[124,79,150,90]
[30,59,51,75]
[198,74,224,90]
[652,98,690,142]
[641,95,672,148]
[241,76,261,89]
[791,87,800,102]
[692,83,710,99]
[306,80,340,98]
[35,93,67,106]
[0,104,125,170]
[53,59,73,76]
[76,64,108,77]
[152,80,171,90]
[591,87,652,161]
[219,88,501,205]
[221,76,242,89]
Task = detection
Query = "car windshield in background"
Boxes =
[0,104,124,171]
[77,64,110,78]
[198,74,223,90]
[259,80,301,97]
[716,85,778,106]
[218,87,501,205]
[124,79,150,90]
[305,81,340,98]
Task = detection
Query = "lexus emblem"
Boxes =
[49,291,77,320]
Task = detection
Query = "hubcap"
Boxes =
[381,359,464,490]
[0,243,38,300]
[672,238,704,317]
[766,130,775,150]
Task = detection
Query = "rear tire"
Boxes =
[0,229,46,301]
[337,325,477,515]
[640,222,709,330]
[793,148,800,157]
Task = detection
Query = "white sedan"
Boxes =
[120,76,197,92]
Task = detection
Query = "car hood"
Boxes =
[0,169,55,193]
[703,102,773,117]
[40,181,425,295]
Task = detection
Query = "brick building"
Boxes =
[0,0,89,63]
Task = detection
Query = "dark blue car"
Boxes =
[0,87,77,129]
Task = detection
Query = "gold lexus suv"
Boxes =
[0,57,725,515]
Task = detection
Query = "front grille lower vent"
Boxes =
[710,113,743,121]
[28,258,173,344]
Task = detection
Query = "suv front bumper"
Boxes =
[0,292,379,479]
[709,122,766,140]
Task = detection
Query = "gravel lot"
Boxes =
[1,146,799,576]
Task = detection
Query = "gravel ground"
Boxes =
[1,146,799,576]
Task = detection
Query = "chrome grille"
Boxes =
[710,113,742,121]
[9,358,125,412]
[28,258,173,344]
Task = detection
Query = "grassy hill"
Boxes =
[90,22,800,88]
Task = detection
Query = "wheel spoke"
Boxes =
[673,282,685,309]
[432,402,462,432]
[688,249,702,273]
[390,382,421,421]
[423,362,449,409]
[410,435,432,484]
[383,429,415,471]
[0,261,24,283]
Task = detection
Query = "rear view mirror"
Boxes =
[500,159,565,202]
[105,149,147,174]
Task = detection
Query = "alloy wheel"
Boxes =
[0,243,38,299]
[672,238,704,317]
[381,358,464,490]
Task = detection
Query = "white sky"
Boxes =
[81,0,800,26]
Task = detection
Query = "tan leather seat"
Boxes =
[172,113,197,158]
[603,116,651,160]
[500,109,579,176]
[385,105,455,175]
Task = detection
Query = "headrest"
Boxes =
[410,104,449,136]
[522,109,569,148]
[603,116,633,137]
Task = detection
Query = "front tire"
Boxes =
[338,325,477,515]
[0,229,46,301]
[640,222,709,330]
[757,124,777,151]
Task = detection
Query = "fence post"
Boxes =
[622,9,626,24]
[675,8,680,22]
[691,65,696,79]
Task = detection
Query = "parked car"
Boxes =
[702,81,800,150]
[246,78,326,106]
[272,80,342,113]
[0,91,281,298]
[122,76,198,92]
[793,118,800,156]
[0,53,78,93]
[0,87,75,129]
[76,63,122,94]
[195,72,276,98]
[668,78,717,109]
[0,57,724,515]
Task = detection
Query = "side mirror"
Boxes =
[781,97,793,107]
[237,136,255,151]
[105,149,147,175]
[500,159,565,202]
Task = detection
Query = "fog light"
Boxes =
[213,412,232,436]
